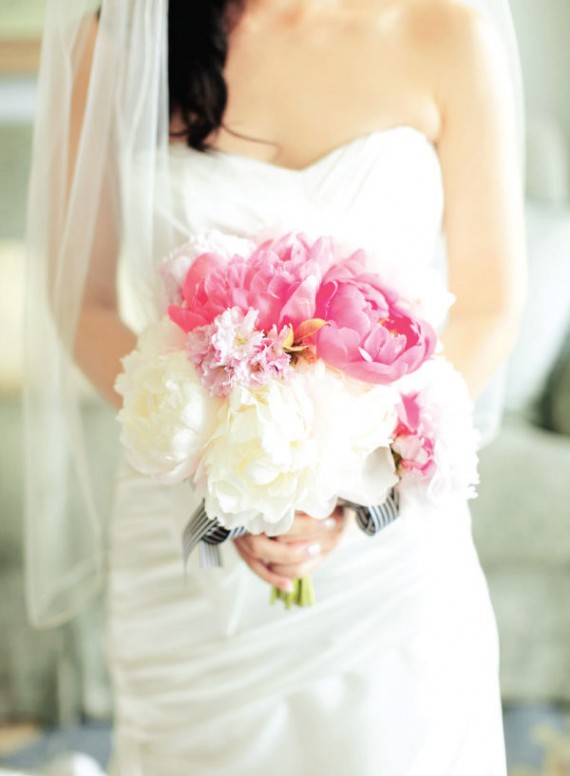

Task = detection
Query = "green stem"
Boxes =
[269,575,316,608]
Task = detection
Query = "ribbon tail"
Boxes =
[181,501,224,571]
[181,502,248,572]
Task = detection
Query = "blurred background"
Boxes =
[1,1,570,774]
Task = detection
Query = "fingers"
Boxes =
[275,507,344,543]
[234,532,327,584]
[237,533,323,565]
[233,538,295,592]
[235,537,323,582]
[269,556,325,578]
[271,507,357,576]
[233,504,356,587]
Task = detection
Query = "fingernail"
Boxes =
[324,517,337,530]
[281,580,294,593]
[306,543,321,556]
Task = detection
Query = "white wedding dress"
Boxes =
[104,126,507,775]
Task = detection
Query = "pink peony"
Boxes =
[314,253,437,384]
[392,392,436,477]
[168,232,340,336]
[391,358,480,502]
[159,232,258,305]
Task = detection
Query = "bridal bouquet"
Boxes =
[115,231,479,607]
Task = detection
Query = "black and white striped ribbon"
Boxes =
[349,488,401,536]
[182,503,247,569]
[182,488,400,569]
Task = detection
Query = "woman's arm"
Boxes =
[75,307,136,409]
[413,3,528,399]
[68,14,136,409]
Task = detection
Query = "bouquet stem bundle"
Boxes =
[270,576,316,608]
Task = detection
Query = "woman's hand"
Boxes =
[233,504,355,592]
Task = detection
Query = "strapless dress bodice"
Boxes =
[165,125,445,270]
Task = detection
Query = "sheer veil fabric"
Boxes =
[24,0,525,628]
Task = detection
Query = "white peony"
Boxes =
[297,361,399,511]
[115,318,221,484]
[198,377,319,535]
[136,314,187,355]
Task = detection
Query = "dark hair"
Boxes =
[168,0,245,151]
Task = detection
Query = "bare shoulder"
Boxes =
[359,0,506,72]
[399,0,494,46]
[401,0,511,86]
[388,0,515,133]
[357,0,489,35]
[350,0,504,91]
[344,0,509,138]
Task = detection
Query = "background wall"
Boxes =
[0,0,44,37]
[511,0,570,202]
[513,0,570,144]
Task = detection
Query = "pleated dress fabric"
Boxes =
[105,127,508,775]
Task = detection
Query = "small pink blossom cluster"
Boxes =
[186,307,292,397]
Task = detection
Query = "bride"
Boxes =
[25,0,527,773]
